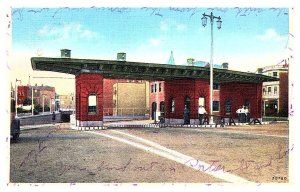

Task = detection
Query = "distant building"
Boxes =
[16,86,30,105]
[103,79,128,115]
[260,61,289,117]
[112,81,149,116]
[16,84,56,111]
[58,93,75,111]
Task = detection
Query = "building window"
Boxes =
[154,84,157,92]
[88,94,97,113]
[213,101,220,112]
[263,88,266,95]
[159,83,162,92]
[267,87,272,95]
[225,99,232,113]
[151,85,154,93]
[274,86,278,95]
[213,83,220,90]
[198,97,205,107]
[273,72,278,77]
[151,102,157,120]
[170,98,175,113]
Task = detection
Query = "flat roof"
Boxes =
[31,57,278,83]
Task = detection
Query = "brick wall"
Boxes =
[75,73,103,121]
[17,86,29,105]
[113,82,148,116]
[103,79,149,116]
[220,82,262,118]
[279,73,288,116]
[162,79,210,120]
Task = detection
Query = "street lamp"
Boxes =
[201,12,222,124]
[42,94,46,114]
[31,86,37,115]
[15,79,21,118]
[50,98,54,113]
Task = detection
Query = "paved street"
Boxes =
[10,122,289,183]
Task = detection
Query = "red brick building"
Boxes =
[76,73,103,126]
[261,63,288,117]
[16,84,55,111]
[31,56,277,127]
[150,80,262,124]
[16,86,30,105]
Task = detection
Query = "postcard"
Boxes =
[1,1,298,192]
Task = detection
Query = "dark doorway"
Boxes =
[160,101,165,116]
[151,102,157,120]
[159,101,165,123]
[183,96,191,124]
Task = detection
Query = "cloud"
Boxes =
[160,20,169,31]
[160,20,187,32]
[38,23,98,41]
[256,29,287,42]
[149,38,161,46]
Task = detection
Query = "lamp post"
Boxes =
[15,79,21,118]
[42,95,46,114]
[201,12,222,124]
[31,86,34,115]
[50,98,54,113]
[31,86,37,115]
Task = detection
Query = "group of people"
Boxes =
[236,105,250,123]
[197,105,250,125]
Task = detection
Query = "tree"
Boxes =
[23,98,32,106]
[44,105,50,112]
[34,104,42,112]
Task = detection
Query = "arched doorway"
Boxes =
[225,98,232,114]
[151,102,157,120]
[160,101,165,116]
[183,96,191,124]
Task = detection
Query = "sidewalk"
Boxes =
[20,123,57,130]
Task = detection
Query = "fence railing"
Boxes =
[103,108,150,117]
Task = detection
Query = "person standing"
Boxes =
[244,106,250,122]
[198,105,207,125]
[236,106,243,123]
[52,111,56,124]
[183,105,190,125]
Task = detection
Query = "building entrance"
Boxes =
[183,96,190,124]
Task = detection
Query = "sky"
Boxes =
[10,7,290,94]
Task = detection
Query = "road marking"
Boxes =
[87,130,252,183]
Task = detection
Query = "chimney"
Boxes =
[117,52,126,61]
[222,62,229,69]
[61,49,71,58]
[187,58,195,65]
[257,68,263,74]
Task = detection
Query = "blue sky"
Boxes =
[11,7,290,94]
